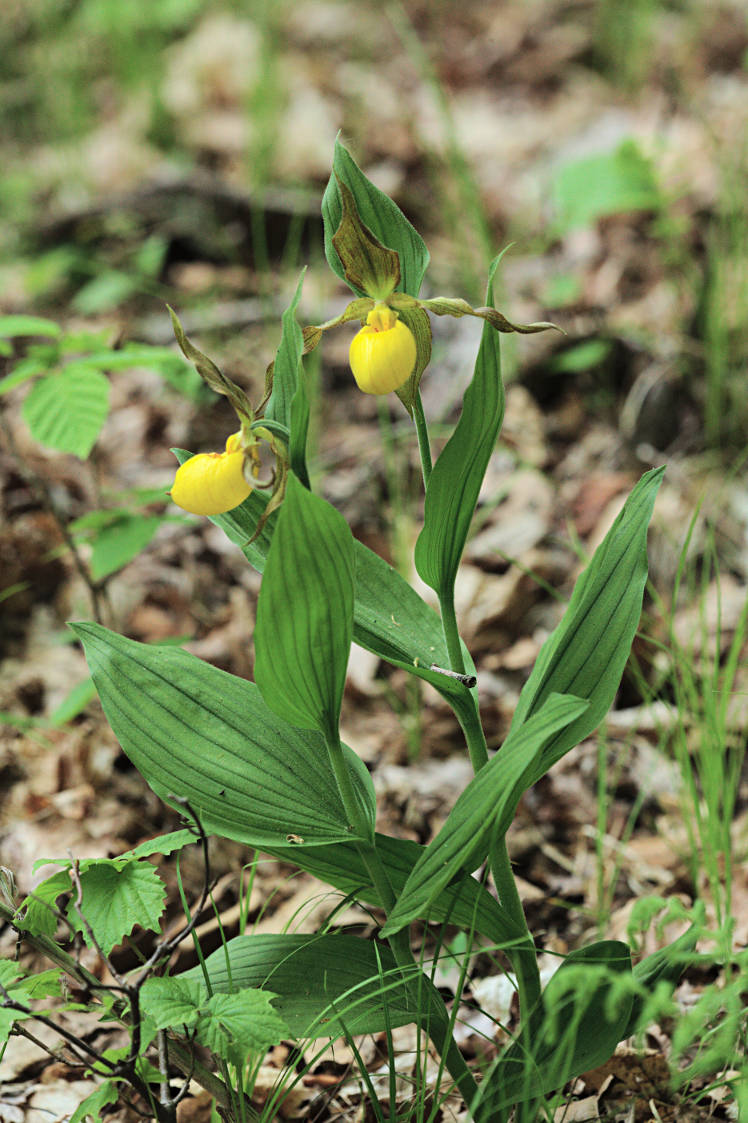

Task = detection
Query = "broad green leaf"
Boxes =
[510,467,664,787]
[415,255,504,595]
[0,315,61,338]
[322,137,429,298]
[182,933,420,1039]
[381,694,588,938]
[554,140,660,234]
[22,366,110,458]
[65,860,167,956]
[72,622,376,848]
[265,272,309,486]
[475,941,633,1120]
[174,455,477,706]
[141,976,203,1030]
[88,513,163,580]
[197,990,289,1065]
[262,832,521,949]
[254,473,355,742]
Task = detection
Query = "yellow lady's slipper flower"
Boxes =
[170,432,252,516]
[349,305,417,395]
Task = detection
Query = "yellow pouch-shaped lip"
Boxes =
[349,307,417,395]
[170,433,252,516]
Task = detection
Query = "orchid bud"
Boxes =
[348,305,417,395]
[170,432,252,516]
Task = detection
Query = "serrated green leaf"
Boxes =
[88,513,163,580]
[173,454,476,707]
[322,138,429,298]
[18,968,64,1000]
[475,941,633,1120]
[265,272,309,486]
[66,861,167,956]
[19,870,73,937]
[510,467,664,786]
[68,1078,121,1123]
[140,975,203,1030]
[22,366,110,458]
[254,473,354,743]
[381,694,588,937]
[123,829,197,860]
[197,990,289,1065]
[183,933,420,1039]
[72,622,376,848]
[415,255,504,595]
[0,315,61,338]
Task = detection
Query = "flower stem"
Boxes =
[489,835,542,1025]
[412,390,432,488]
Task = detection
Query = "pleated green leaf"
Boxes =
[265,271,309,487]
[173,458,476,707]
[322,137,430,298]
[254,473,354,741]
[182,933,421,1039]
[23,366,109,458]
[262,832,522,948]
[72,622,375,847]
[475,941,633,1121]
[509,467,664,787]
[381,694,588,938]
[415,255,505,595]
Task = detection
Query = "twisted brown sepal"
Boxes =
[169,307,256,423]
[243,425,289,546]
[297,298,376,360]
[394,303,432,415]
[332,177,401,300]
[405,294,562,335]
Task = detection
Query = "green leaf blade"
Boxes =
[415,256,505,594]
[510,467,664,785]
[72,622,375,848]
[182,933,420,1040]
[381,694,589,937]
[254,473,354,739]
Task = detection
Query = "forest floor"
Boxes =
[1,2,748,1120]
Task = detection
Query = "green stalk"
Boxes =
[323,730,481,1115]
[412,390,432,487]
[489,836,541,1024]
[438,586,467,677]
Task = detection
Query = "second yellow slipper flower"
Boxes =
[170,432,252,516]
[349,305,417,395]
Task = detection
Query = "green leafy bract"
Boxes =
[72,622,376,848]
[415,255,505,595]
[254,473,354,743]
[322,137,429,298]
[381,694,588,937]
[265,270,309,487]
